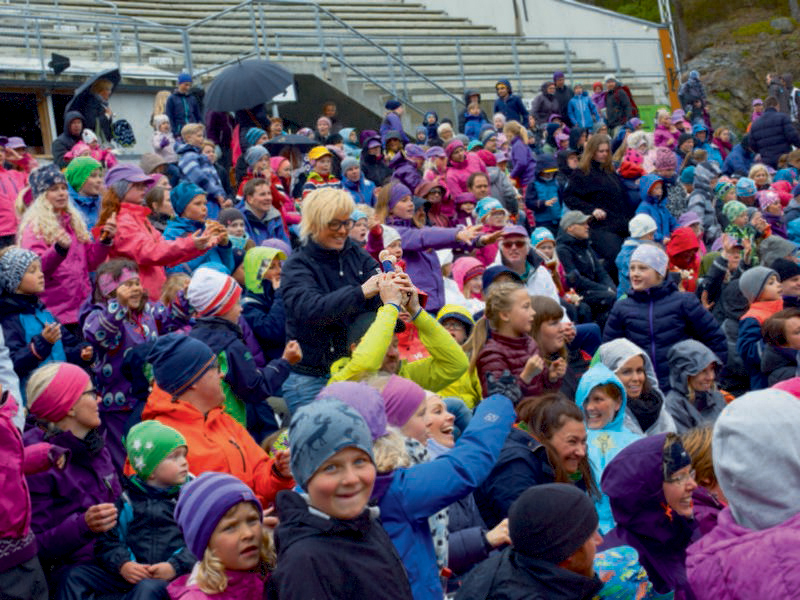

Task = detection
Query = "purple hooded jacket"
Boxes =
[687,508,800,599]
[25,427,121,571]
[600,433,698,599]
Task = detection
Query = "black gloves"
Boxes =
[486,370,522,406]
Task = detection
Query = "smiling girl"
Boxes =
[664,340,726,433]
[19,164,116,329]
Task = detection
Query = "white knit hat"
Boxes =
[382,225,401,248]
[629,214,658,239]
[187,267,242,317]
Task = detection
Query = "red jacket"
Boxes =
[667,226,701,293]
[476,331,561,398]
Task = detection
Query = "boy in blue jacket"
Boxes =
[239,178,290,246]
[0,246,91,390]
[635,174,678,243]
[567,83,600,129]
[493,79,529,124]
[463,103,490,141]
[60,421,196,600]
[524,155,562,235]
[187,267,301,442]
[163,182,236,275]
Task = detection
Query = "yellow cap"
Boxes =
[308,146,332,161]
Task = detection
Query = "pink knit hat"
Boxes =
[382,375,426,428]
[28,363,91,423]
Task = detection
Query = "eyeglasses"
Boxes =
[328,219,355,231]
[501,240,527,249]
[81,389,99,398]
[426,189,443,196]
[665,468,696,485]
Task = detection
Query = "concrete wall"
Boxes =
[411,0,666,84]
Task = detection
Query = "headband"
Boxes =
[98,268,139,297]
[28,363,91,423]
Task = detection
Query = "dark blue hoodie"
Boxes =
[493,79,529,124]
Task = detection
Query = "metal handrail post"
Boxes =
[134,23,142,64]
[612,40,621,77]
[512,38,522,93]
[258,2,268,58]
[275,31,282,59]
[397,42,408,103]
[181,28,193,75]
[563,39,572,83]
[387,52,397,97]
[455,37,466,90]
[249,2,261,58]
[113,25,121,68]
[95,23,102,61]
[315,5,328,73]
[34,19,45,78]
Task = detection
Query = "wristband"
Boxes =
[386,302,401,312]
[411,307,423,321]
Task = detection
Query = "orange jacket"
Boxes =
[140,384,294,507]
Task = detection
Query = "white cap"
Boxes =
[436,249,454,267]
[629,213,657,239]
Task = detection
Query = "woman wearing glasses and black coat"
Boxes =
[280,188,383,413]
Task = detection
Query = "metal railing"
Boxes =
[3,0,669,119]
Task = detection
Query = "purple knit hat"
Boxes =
[631,244,669,276]
[175,472,262,560]
[404,144,426,159]
[678,210,701,228]
[445,139,465,160]
[654,146,677,170]
[317,382,388,440]
[389,182,412,211]
[425,146,445,159]
[260,237,292,257]
[382,375,426,428]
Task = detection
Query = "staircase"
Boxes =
[2,0,664,124]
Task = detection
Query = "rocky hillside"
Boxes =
[683,7,799,135]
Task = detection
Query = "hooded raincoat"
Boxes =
[664,340,726,433]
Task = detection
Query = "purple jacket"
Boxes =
[687,508,800,599]
[21,215,110,325]
[600,433,698,599]
[383,216,470,313]
[380,113,409,144]
[692,486,724,536]
[81,297,190,411]
[509,136,536,188]
[25,427,121,570]
[392,160,423,192]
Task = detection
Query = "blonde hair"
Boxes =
[372,428,412,473]
[299,188,355,243]
[656,108,671,123]
[197,510,275,595]
[17,192,91,246]
[181,123,204,139]
[201,139,216,151]
[503,120,528,144]
[90,79,113,95]
[463,280,526,372]
[681,425,716,488]
[748,163,772,185]
[160,273,190,305]
[151,90,171,126]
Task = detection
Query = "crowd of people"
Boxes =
[3,64,800,600]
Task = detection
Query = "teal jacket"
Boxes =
[576,364,641,533]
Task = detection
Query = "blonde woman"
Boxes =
[19,164,116,328]
[280,188,383,412]
[82,78,115,143]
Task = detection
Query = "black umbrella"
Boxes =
[265,134,318,155]
[65,68,121,114]
[204,59,294,113]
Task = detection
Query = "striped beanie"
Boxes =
[187,267,242,317]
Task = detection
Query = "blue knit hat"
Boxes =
[475,197,505,221]
[29,164,67,198]
[245,145,269,167]
[175,472,261,560]
[244,127,267,148]
[0,246,39,294]
[736,177,757,198]
[147,333,217,397]
[530,227,556,248]
[289,397,374,490]
[170,181,206,217]
[679,166,695,184]
[177,72,192,84]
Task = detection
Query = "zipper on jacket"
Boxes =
[339,254,344,277]
[229,438,247,471]
[649,296,657,373]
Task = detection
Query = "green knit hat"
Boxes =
[722,199,747,222]
[125,421,187,479]
[64,156,103,192]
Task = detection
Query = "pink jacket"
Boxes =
[168,570,267,600]
[0,166,27,236]
[654,125,679,149]
[445,155,487,199]
[0,394,53,541]
[109,202,207,301]
[21,213,109,324]
[686,507,800,599]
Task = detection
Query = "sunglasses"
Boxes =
[501,240,527,249]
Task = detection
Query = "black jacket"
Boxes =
[0,293,86,382]
[95,476,195,575]
[563,162,630,235]
[554,84,575,126]
[52,110,86,168]
[474,428,557,529]
[456,547,603,600]
[761,343,799,386]
[267,490,413,600]
[281,238,380,377]
[360,152,393,186]
[748,107,800,168]
[555,232,615,297]
[242,287,286,361]
[604,84,634,129]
